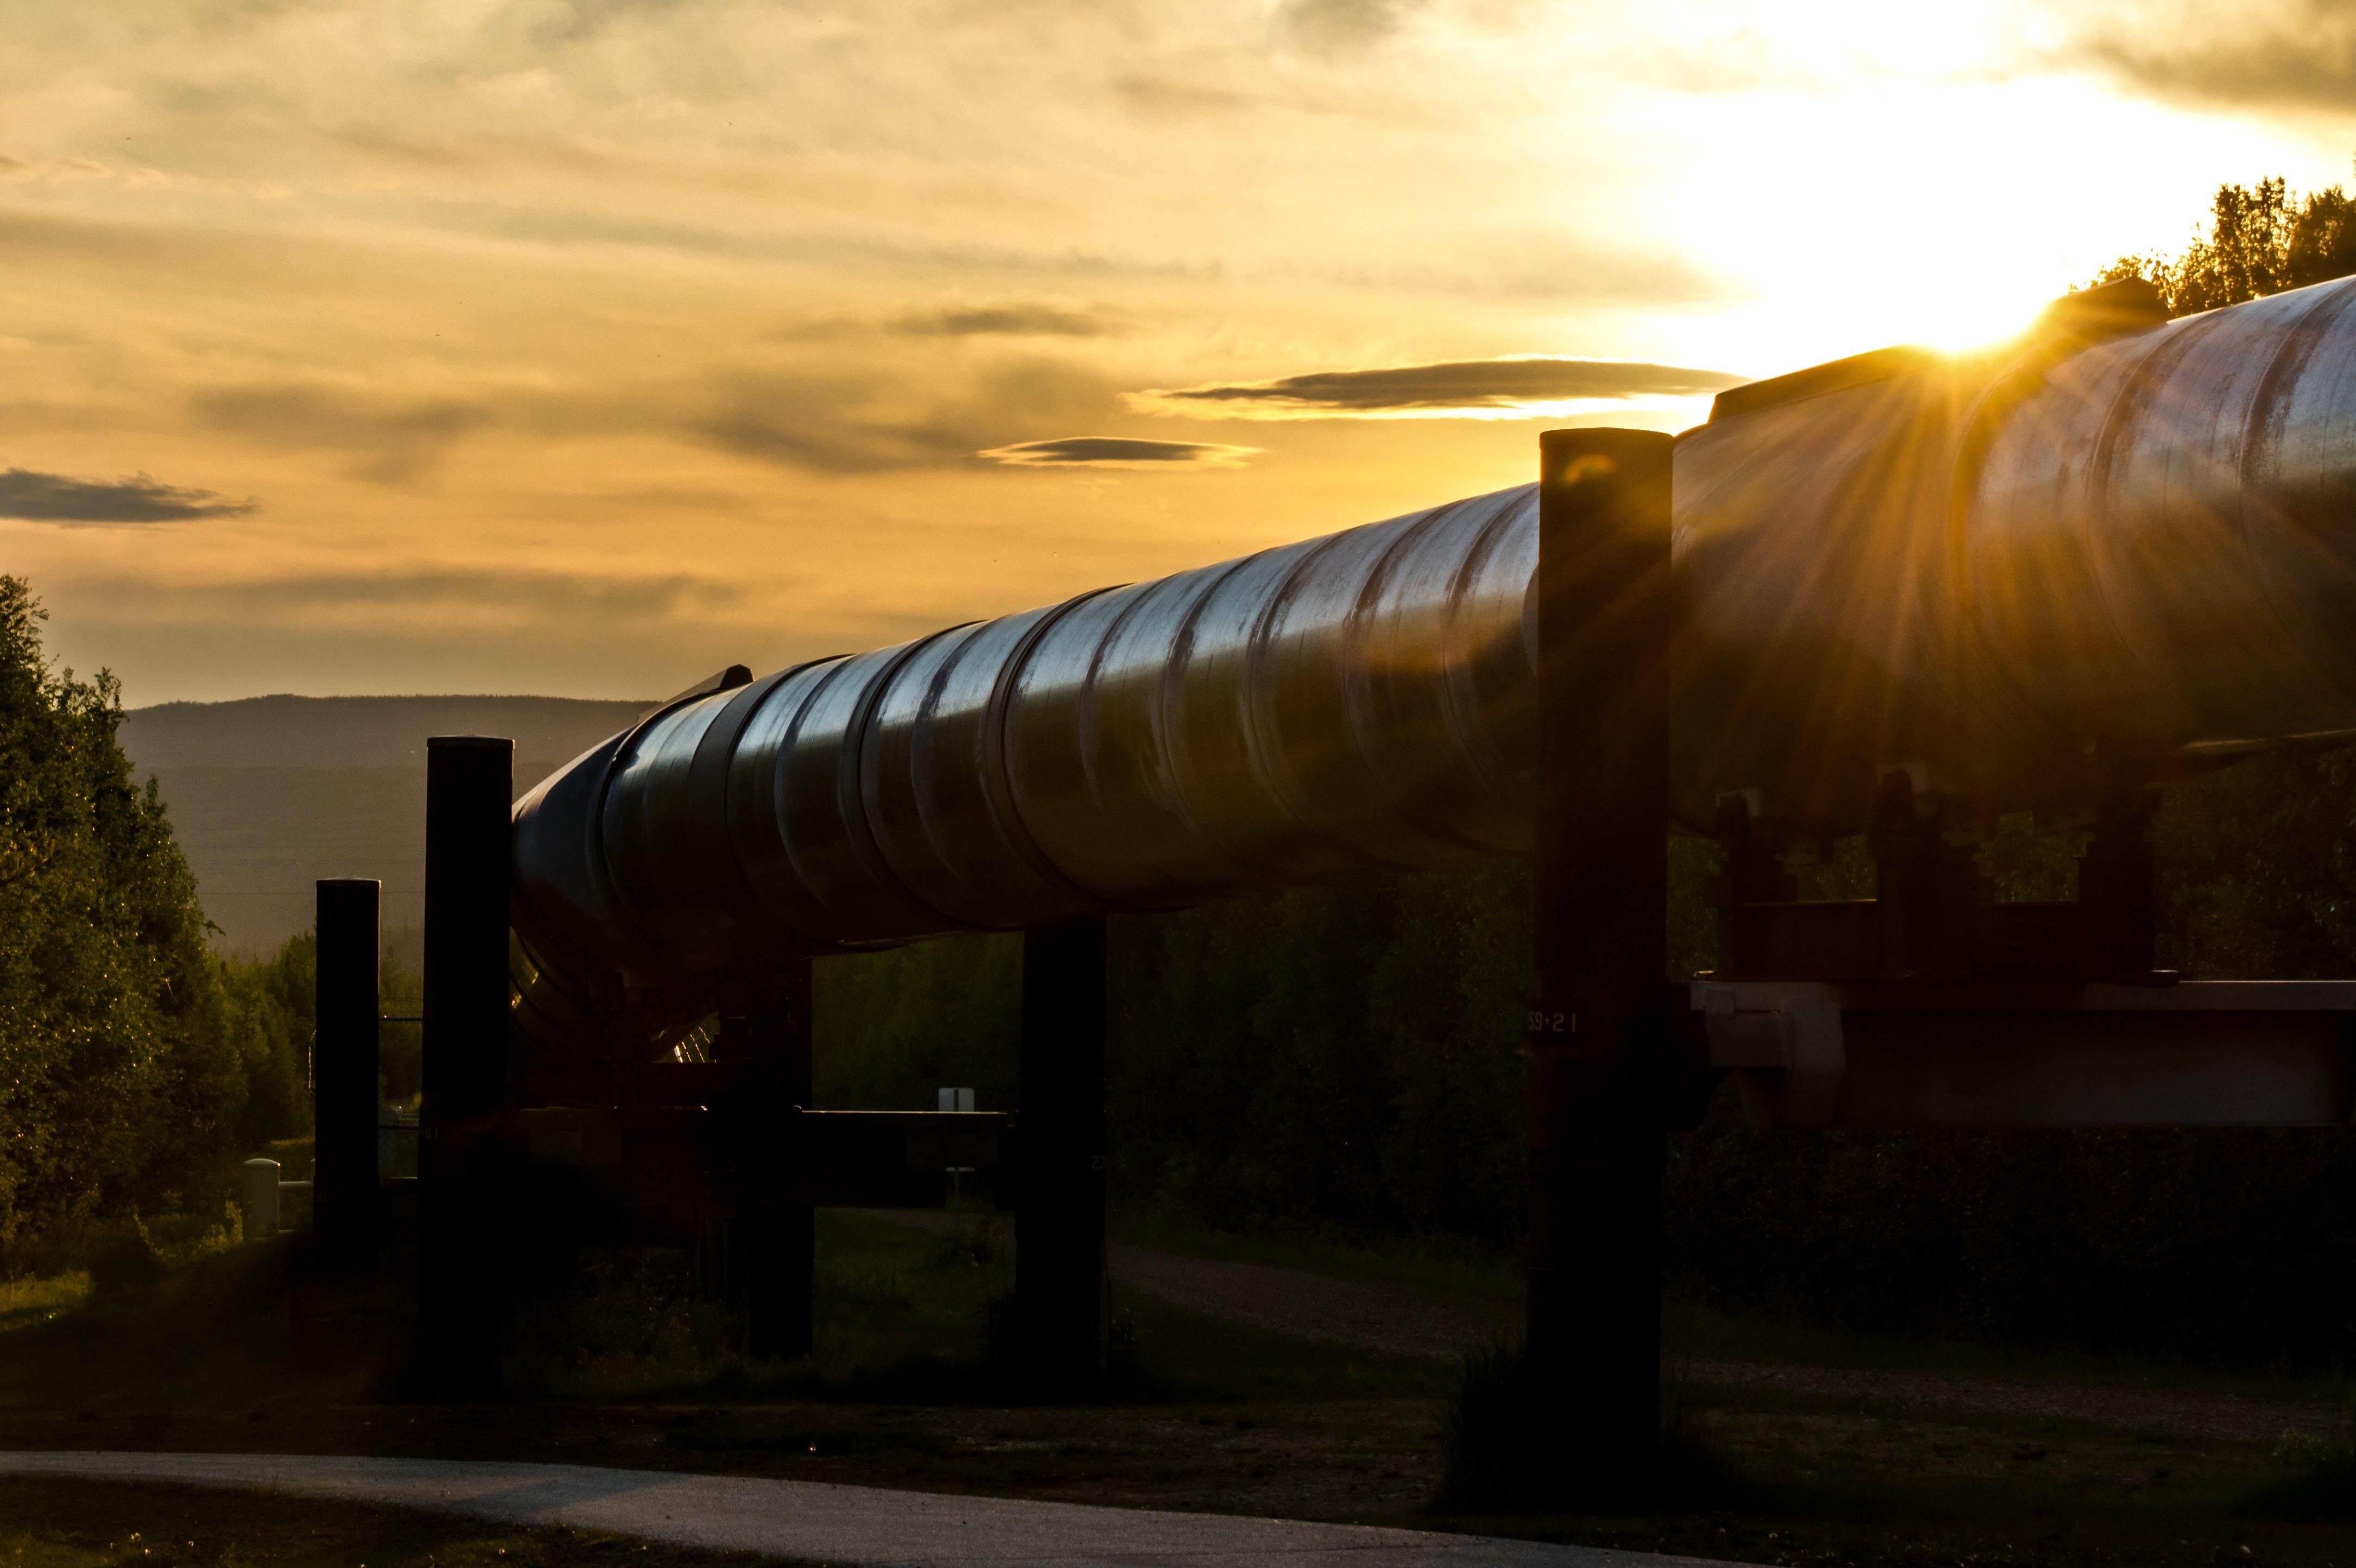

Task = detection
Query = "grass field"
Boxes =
[0,1211,2350,1567]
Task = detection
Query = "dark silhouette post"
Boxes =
[313,878,382,1273]
[1016,916,1108,1391]
[739,958,815,1358]
[1527,428,1673,1482]
[419,734,514,1398]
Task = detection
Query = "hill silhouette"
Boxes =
[120,694,648,953]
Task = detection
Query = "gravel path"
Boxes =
[882,1214,2348,1444]
[0,1452,1739,1568]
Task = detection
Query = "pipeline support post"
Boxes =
[736,959,816,1358]
[1527,428,1674,1483]
[419,734,514,1398]
[1016,917,1109,1392]
[314,878,382,1273]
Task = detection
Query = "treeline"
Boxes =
[0,580,457,1267]
[0,579,322,1262]
[2095,170,2356,314]
[823,170,2356,1370]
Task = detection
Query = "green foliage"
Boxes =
[818,847,1714,1246]
[377,931,423,1103]
[0,577,237,1250]
[211,934,312,1156]
[0,577,310,1263]
[815,932,1021,1112]
[1069,841,1674,1241]
[1980,810,2086,901]
[2153,745,2356,979]
[1666,1115,2356,1366]
[813,862,1542,1236]
[2095,167,2356,316]
[1111,862,1535,1237]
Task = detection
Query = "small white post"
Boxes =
[240,1158,282,1243]
[937,1089,977,1206]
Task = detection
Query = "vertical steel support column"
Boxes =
[1016,917,1109,1391]
[2078,793,2157,976]
[419,735,514,1398]
[1527,428,1673,1479]
[742,958,816,1359]
[314,878,382,1273]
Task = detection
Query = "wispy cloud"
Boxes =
[0,467,254,524]
[1277,0,1425,58]
[977,436,1258,469]
[776,301,1120,344]
[697,404,974,473]
[695,359,1117,474]
[191,384,491,485]
[2067,2,2356,114]
[246,566,749,619]
[91,564,751,624]
[1131,356,1745,420]
[893,302,1114,337]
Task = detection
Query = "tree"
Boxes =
[2094,167,2356,316]
[0,576,287,1255]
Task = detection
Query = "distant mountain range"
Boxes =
[120,695,649,955]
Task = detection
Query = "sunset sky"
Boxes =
[5,1,2353,704]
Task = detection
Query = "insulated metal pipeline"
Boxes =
[511,483,1541,1013]
[1674,272,2356,831]
[513,274,2356,1028]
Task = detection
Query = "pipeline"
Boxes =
[512,481,1540,1001]
[512,274,2356,1025]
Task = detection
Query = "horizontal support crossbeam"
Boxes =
[1696,979,2356,1129]
[519,1107,1010,1211]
